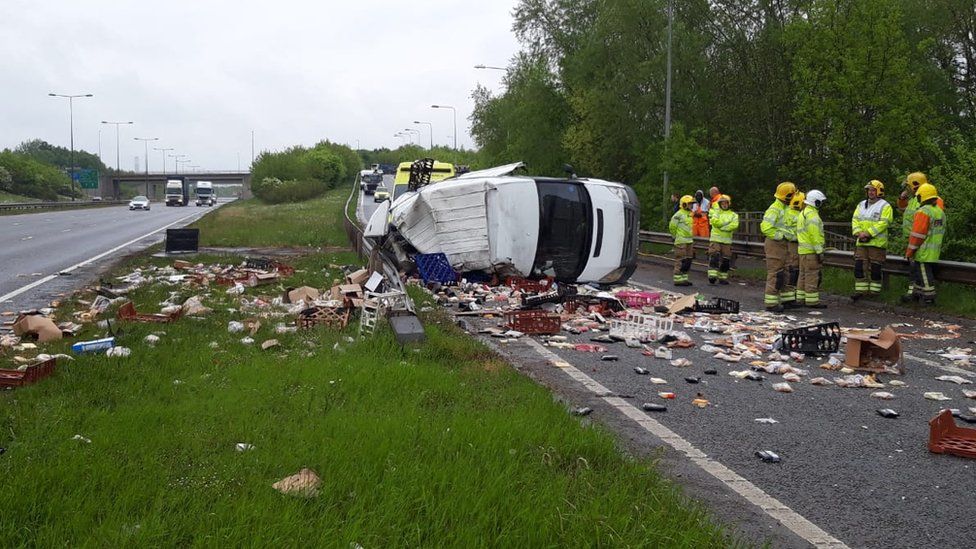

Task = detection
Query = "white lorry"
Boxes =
[195,181,216,206]
[165,177,188,207]
[365,162,639,284]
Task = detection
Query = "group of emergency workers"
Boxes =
[667,172,946,312]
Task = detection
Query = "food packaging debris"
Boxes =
[871,391,895,400]
[181,295,211,316]
[691,397,709,408]
[275,323,298,334]
[261,339,280,350]
[106,347,131,358]
[654,347,673,360]
[754,418,779,424]
[600,355,619,361]
[226,283,246,295]
[810,377,834,386]
[667,294,697,314]
[704,368,717,375]
[228,321,245,333]
[700,344,721,353]
[641,403,667,412]
[572,407,593,416]
[272,468,321,498]
[782,372,802,383]
[634,367,649,375]
[658,392,676,399]
[72,434,92,444]
[649,377,668,385]
[235,443,255,452]
[144,334,160,346]
[12,314,62,343]
[772,382,794,393]
[756,450,781,463]
[844,326,903,374]
[241,337,255,345]
[714,352,741,363]
[71,337,115,354]
[935,375,972,385]
[924,392,952,401]
[625,338,642,348]
[889,380,907,387]
[670,358,691,367]
[963,390,976,399]
[877,409,900,418]
[685,376,701,384]
[573,344,607,353]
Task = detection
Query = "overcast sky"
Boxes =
[1,0,520,171]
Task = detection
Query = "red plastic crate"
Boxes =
[0,358,56,388]
[929,409,976,459]
[117,301,183,323]
[506,277,554,294]
[503,310,561,335]
[615,290,661,308]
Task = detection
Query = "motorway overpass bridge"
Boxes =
[98,171,252,200]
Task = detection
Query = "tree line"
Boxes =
[469,0,976,261]
[0,139,106,201]
[250,141,361,203]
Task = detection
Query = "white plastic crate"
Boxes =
[609,313,674,342]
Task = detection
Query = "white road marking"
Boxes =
[20,236,32,241]
[0,210,205,304]
[523,338,849,549]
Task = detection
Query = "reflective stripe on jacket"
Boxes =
[761,201,789,240]
[907,204,945,263]
[797,206,825,255]
[852,198,893,247]
[669,209,693,245]
[708,208,739,244]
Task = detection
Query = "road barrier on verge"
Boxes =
[0,200,128,213]
[639,230,976,286]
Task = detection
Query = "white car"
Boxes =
[366,162,639,284]
[128,195,150,211]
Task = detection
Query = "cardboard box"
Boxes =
[844,326,903,373]
[12,314,63,343]
[346,269,370,286]
[286,286,320,304]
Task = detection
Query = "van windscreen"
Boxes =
[531,181,592,281]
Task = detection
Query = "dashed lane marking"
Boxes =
[523,338,849,549]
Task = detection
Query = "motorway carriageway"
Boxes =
[0,201,222,313]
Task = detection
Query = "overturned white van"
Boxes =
[365,162,639,284]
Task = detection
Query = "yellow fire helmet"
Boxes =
[790,192,806,211]
[718,194,731,207]
[775,181,797,201]
[679,195,695,208]
[905,172,929,191]
[864,179,885,196]
[915,183,939,203]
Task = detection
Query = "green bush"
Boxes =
[930,133,976,260]
[251,176,330,204]
[0,150,76,201]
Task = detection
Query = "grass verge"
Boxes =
[1,194,739,546]
[192,188,348,248]
[0,190,37,203]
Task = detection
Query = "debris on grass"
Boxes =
[272,468,321,498]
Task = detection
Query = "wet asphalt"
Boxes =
[459,253,976,547]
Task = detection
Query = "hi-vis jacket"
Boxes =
[851,198,893,248]
[761,200,790,241]
[907,204,946,263]
[797,206,825,255]
[708,208,739,244]
[669,209,693,245]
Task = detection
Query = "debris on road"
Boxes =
[935,375,972,385]
[641,403,667,412]
[754,418,779,424]
[924,392,952,401]
[755,450,782,463]
[877,409,900,418]
[928,410,976,459]
[572,407,593,416]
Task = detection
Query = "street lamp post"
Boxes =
[154,147,175,174]
[175,158,191,173]
[413,121,433,149]
[48,92,93,199]
[474,64,507,71]
[134,137,159,196]
[431,105,457,150]
[169,154,187,174]
[102,120,133,172]
[402,128,420,146]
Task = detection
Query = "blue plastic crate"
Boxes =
[414,253,458,284]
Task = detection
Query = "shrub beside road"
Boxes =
[0,191,740,546]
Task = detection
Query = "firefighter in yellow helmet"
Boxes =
[904,183,946,304]
[851,180,893,300]
[789,192,806,302]
[760,182,796,312]
[669,195,695,286]
[707,194,739,284]
[898,172,944,300]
